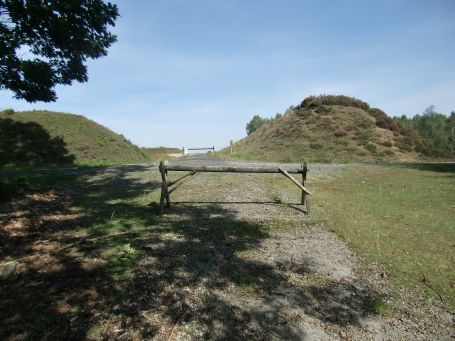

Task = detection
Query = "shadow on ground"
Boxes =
[394,162,455,173]
[0,118,75,168]
[0,168,383,339]
[174,200,308,214]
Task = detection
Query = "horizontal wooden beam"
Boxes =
[164,164,305,174]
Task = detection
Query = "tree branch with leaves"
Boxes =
[0,0,118,102]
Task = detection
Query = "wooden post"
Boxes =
[301,162,308,207]
[159,160,170,214]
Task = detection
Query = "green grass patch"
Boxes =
[312,164,455,308]
[232,268,258,294]
[370,298,390,316]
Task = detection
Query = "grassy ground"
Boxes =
[310,164,455,308]
[1,162,453,339]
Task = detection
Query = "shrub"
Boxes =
[376,115,400,132]
[365,143,377,153]
[381,140,393,147]
[334,128,347,137]
[383,149,394,156]
[315,105,331,114]
[368,108,387,118]
[358,119,374,129]
[395,138,413,152]
[300,95,370,111]
[359,131,371,142]
[2,108,15,115]
[415,144,432,155]
[403,136,414,146]
[369,107,400,132]
[319,116,335,128]
[246,115,269,135]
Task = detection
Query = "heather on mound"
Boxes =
[0,110,178,167]
[227,95,439,163]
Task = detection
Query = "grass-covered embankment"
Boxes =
[0,110,181,168]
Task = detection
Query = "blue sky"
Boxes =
[1,0,454,149]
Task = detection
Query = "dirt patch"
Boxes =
[254,225,358,281]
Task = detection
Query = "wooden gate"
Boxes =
[158,161,310,214]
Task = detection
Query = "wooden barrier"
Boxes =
[187,146,215,155]
[158,161,310,214]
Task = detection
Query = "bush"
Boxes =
[358,119,374,129]
[319,116,335,128]
[2,108,15,115]
[315,105,331,114]
[246,115,269,135]
[368,108,387,119]
[415,144,433,155]
[359,131,371,142]
[375,114,400,132]
[381,140,393,147]
[300,95,370,111]
[383,149,394,156]
[334,128,347,137]
[395,139,413,152]
[365,143,377,153]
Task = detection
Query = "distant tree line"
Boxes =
[394,106,455,156]
[246,106,294,135]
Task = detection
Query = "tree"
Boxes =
[246,115,268,135]
[413,106,449,150]
[0,0,118,102]
[447,111,455,155]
